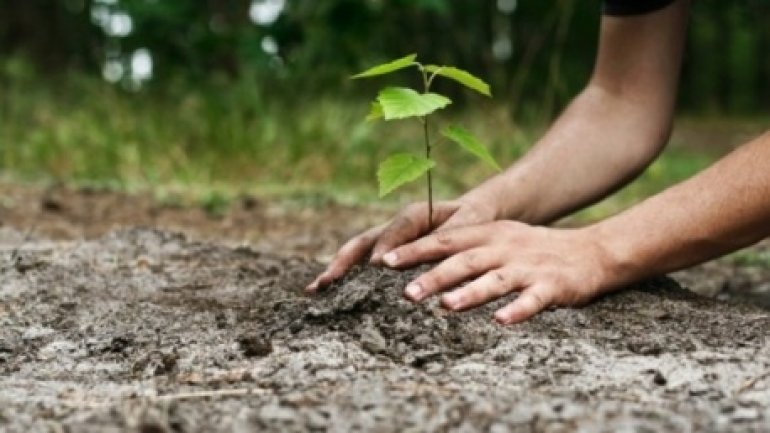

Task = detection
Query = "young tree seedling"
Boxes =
[352,54,501,229]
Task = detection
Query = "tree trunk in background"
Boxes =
[205,0,252,78]
[0,0,100,73]
[0,0,767,114]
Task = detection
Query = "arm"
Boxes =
[465,0,690,224]
[595,131,770,286]
[384,130,770,324]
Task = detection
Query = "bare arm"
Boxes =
[595,131,770,286]
[384,128,770,324]
[465,0,690,224]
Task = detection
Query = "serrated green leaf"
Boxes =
[352,54,418,79]
[377,87,451,120]
[424,65,492,97]
[377,153,436,197]
[441,125,501,171]
[366,101,383,122]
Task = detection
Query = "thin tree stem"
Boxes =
[420,66,434,230]
[424,115,433,230]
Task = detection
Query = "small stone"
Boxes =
[732,407,760,423]
[22,326,55,341]
[627,339,663,356]
[238,335,273,358]
[689,385,710,397]
[653,371,667,386]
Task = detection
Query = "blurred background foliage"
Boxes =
[1,0,768,215]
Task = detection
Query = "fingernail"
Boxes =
[305,280,319,292]
[405,282,423,301]
[442,293,462,310]
[382,251,398,266]
[370,251,381,263]
[493,311,510,324]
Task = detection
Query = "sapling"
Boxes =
[352,54,501,229]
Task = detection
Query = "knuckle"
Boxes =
[435,231,454,246]
[392,214,414,230]
[460,251,481,273]
[491,270,506,283]
[545,272,567,288]
[480,281,501,300]
[487,270,513,296]
[528,292,547,311]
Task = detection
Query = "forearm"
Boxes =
[462,84,672,224]
[593,131,770,286]
[461,2,689,225]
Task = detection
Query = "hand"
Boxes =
[306,197,498,292]
[379,220,615,324]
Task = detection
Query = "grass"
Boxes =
[726,249,770,268]
[0,62,737,221]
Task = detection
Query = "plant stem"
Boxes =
[423,115,433,230]
[420,66,434,230]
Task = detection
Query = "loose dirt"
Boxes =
[1,184,769,432]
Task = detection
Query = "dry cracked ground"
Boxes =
[1,184,769,432]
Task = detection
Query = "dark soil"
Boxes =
[0,182,387,259]
[1,184,770,432]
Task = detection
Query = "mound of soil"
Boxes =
[1,228,769,432]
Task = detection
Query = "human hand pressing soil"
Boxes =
[371,221,613,325]
[305,196,497,292]
[307,213,617,325]
[306,129,770,326]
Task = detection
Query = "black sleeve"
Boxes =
[603,0,676,16]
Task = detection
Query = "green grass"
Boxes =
[0,64,529,205]
[0,64,725,218]
[725,249,770,268]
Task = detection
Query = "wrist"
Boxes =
[581,221,648,290]
[460,171,534,222]
[458,184,505,221]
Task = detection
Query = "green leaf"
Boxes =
[441,125,501,171]
[352,54,418,79]
[366,101,383,122]
[424,65,492,97]
[377,153,436,197]
[377,87,452,120]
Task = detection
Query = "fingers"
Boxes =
[306,224,385,292]
[441,267,527,311]
[403,247,499,302]
[370,203,458,263]
[307,200,464,292]
[493,284,554,325]
[383,224,491,268]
